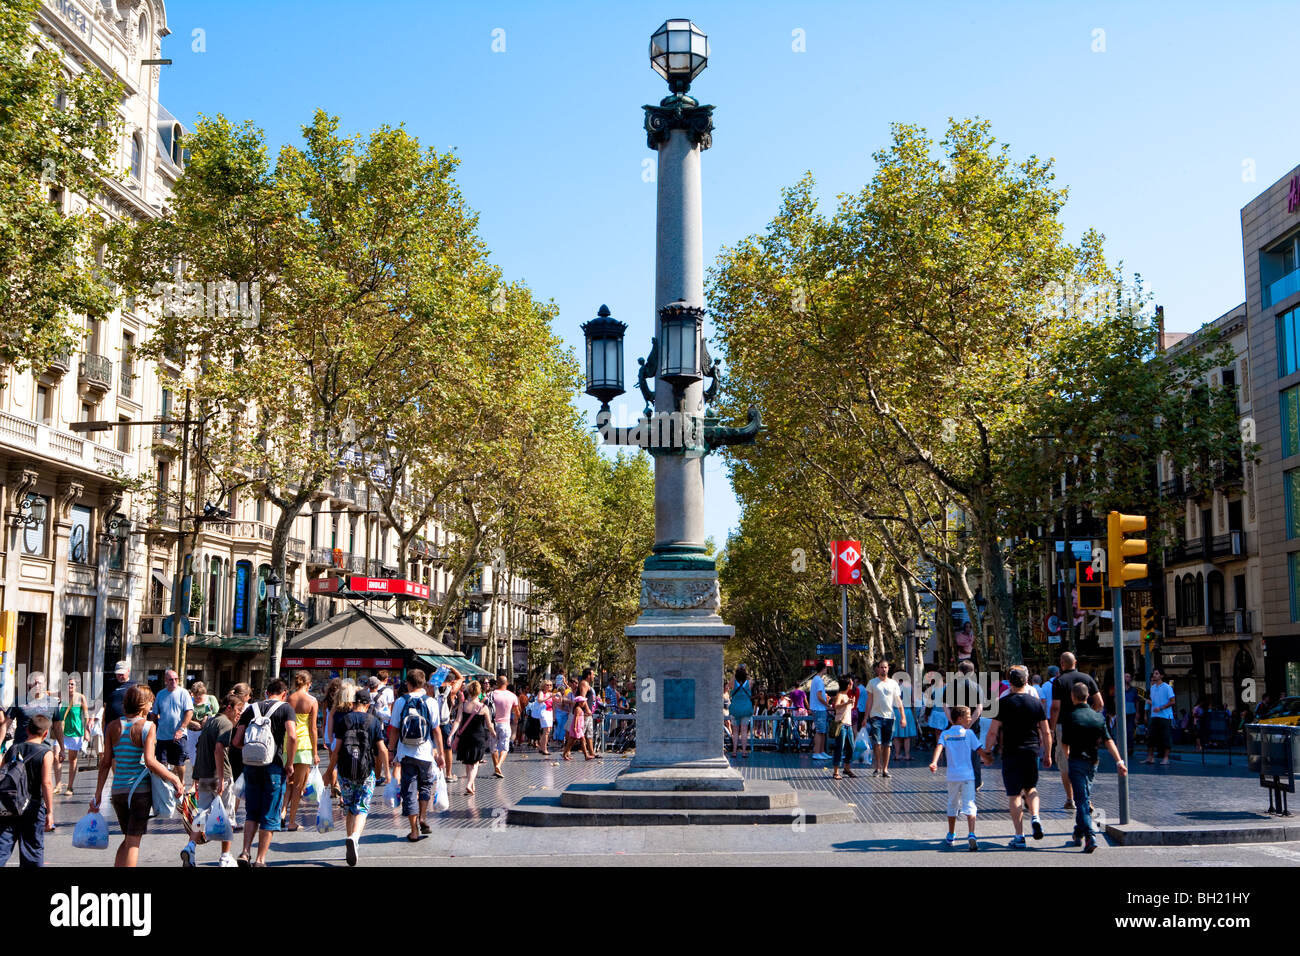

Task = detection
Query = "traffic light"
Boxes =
[1140,605,1158,635]
[1076,561,1106,610]
[1107,511,1148,584]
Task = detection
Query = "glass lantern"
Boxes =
[658,301,705,385]
[581,304,627,407]
[649,19,709,94]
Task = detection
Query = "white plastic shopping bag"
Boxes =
[384,775,401,809]
[433,763,449,813]
[72,810,109,849]
[205,796,233,841]
[304,766,326,803]
[315,789,335,833]
[853,727,873,764]
[231,773,245,799]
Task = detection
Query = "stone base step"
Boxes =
[507,787,853,827]
[559,780,798,810]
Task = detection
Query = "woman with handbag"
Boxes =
[88,684,183,868]
[536,681,555,755]
[449,681,492,795]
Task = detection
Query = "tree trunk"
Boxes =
[977,519,1021,665]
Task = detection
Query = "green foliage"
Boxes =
[709,118,1245,667]
[0,0,122,372]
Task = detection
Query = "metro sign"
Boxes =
[832,539,862,585]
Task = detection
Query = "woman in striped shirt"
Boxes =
[89,684,183,867]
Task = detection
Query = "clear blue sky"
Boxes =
[159,0,1300,548]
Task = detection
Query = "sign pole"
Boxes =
[1110,583,1130,824]
[841,586,848,674]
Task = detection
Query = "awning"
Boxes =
[151,569,172,591]
[420,654,493,679]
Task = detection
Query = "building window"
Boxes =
[68,505,92,565]
[34,385,52,426]
[233,561,252,634]
[1290,553,1300,624]
[130,133,142,182]
[1288,470,1300,540]
[120,332,134,398]
[117,416,131,453]
[207,558,220,632]
[21,494,48,557]
[1279,307,1300,378]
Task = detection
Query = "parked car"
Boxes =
[1257,697,1300,726]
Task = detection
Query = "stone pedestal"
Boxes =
[615,568,743,791]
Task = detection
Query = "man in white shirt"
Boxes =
[865,659,906,777]
[1144,669,1176,765]
[386,669,443,842]
[810,663,831,760]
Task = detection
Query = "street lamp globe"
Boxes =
[657,301,706,385]
[581,304,627,409]
[266,570,281,602]
[649,19,709,94]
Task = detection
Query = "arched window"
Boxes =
[1195,572,1205,625]
[138,15,148,44]
[207,557,221,632]
[255,564,271,636]
[1174,575,1184,625]
[233,561,252,634]
[130,133,142,181]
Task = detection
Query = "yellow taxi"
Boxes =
[1257,697,1300,726]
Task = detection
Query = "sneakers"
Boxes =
[967,834,979,852]
[219,853,237,868]
[1031,817,1044,841]
[1009,835,1027,848]
[811,752,832,761]
[180,842,195,867]
[943,833,955,846]
[345,837,358,867]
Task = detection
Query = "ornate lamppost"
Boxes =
[581,19,760,791]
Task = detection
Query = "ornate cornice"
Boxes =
[641,577,720,611]
[57,478,86,520]
[643,96,715,151]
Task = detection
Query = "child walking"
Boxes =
[929,705,983,851]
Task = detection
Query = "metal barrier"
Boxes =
[744,712,815,751]
[1245,723,1298,816]
[601,711,636,752]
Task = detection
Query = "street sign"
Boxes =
[1162,653,1193,666]
[818,643,868,654]
[1045,614,1061,635]
[832,540,862,585]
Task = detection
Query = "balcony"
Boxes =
[309,546,334,566]
[1160,475,1185,498]
[119,367,134,399]
[149,501,181,528]
[346,554,366,573]
[1166,538,1206,565]
[288,537,306,562]
[1264,266,1300,308]
[78,353,113,392]
[1211,609,1253,635]
[152,422,179,447]
[46,352,71,378]
[1210,531,1247,561]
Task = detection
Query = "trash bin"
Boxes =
[1246,723,1264,773]
[1259,724,1300,777]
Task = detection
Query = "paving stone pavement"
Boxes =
[35,740,1281,841]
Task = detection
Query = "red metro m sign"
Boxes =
[832,540,862,586]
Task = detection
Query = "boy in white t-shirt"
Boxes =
[929,705,983,851]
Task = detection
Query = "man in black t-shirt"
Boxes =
[103,661,136,728]
[1048,652,1102,810]
[1062,682,1128,852]
[944,661,987,790]
[232,677,296,867]
[982,665,1050,847]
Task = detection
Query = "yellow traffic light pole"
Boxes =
[1108,511,1148,825]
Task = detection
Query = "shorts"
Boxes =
[194,778,236,819]
[946,779,977,818]
[339,772,376,817]
[399,757,433,817]
[157,738,187,766]
[63,736,83,752]
[868,716,895,748]
[242,764,287,830]
[441,723,454,745]
[111,789,152,837]
[813,710,829,735]
[1001,751,1040,796]
[493,721,511,753]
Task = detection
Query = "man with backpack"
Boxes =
[386,669,443,842]
[0,713,55,867]
[232,678,296,867]
[325,686,389,866]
